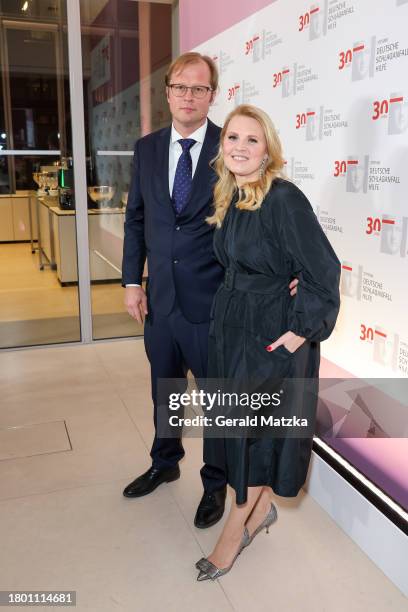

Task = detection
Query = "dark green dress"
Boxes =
[206,178,340,504]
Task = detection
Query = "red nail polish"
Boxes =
[266,346,272,352]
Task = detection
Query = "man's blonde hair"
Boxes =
[165,52,219,91]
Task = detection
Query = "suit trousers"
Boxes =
[143,299,226,493]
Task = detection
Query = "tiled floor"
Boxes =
[0,339,407,611]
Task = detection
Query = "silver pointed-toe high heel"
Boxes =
[195,530,250,581]
[242,502,278,548]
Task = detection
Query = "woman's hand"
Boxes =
[289,278,299,296]
[265,331,306,354]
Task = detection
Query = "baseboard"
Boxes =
[305,446,408,597]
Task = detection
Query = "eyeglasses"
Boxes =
[168,83,213,99]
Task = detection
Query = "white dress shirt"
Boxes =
[168,119,208,195]
[126,120,208,288]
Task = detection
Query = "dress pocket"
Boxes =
[272,343,294,358]
[244,332,293,383]
[249,334,294,361]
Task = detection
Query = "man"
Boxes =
[122,52,299,529]
[122,52,227,529]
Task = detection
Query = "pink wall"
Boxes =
[179,0,274,51]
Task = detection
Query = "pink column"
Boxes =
[138,2,152,136]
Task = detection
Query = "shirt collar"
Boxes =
[171,119,208,145]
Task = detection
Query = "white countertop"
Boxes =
[37,196,125,216]
[48,206,126,217]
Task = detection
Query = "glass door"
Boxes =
[79,0,173,340]
[0,1,80,348]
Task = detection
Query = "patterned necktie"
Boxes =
[172,138,196,214]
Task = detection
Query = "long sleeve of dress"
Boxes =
[275,181,341,342]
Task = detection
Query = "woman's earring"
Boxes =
[259,157,267,178]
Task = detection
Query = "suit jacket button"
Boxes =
[175,225,180,231]
[173,259,179,264]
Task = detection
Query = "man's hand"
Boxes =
[125,286,148,324]
[265,330,305,354]
[289,278,299,296]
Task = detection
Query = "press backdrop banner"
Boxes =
[192,0,408,381]
[188,0,408,509]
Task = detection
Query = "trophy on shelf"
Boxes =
[33,159,74,209]
[33,171,47,196]
[39,166,59,196]
[32,165,59,197]
[87,186,116,209]
[44,171,59,196]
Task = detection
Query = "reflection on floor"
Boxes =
[0,339,406,611]
[0,242,142,347]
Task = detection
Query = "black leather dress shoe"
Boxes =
[123,466,180,498]
[194,487,227,529]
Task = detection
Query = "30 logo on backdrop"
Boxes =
[332,157,368,192]
[338,38,376,79]
[338,36,408,79]
[333,156,400,193]
[298,1,355,38]
[372,92,408,135]
[273,67,290,89]
[295,106,347,139]
[359,324,406,373]
[227,80,260,106]
[298,2,327,37]
[244,29,283,62]
[366,214,408,258]
[273,62,318,97]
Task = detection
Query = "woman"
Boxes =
[195,105,340,581]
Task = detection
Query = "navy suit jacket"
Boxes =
[122,119,224,323]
